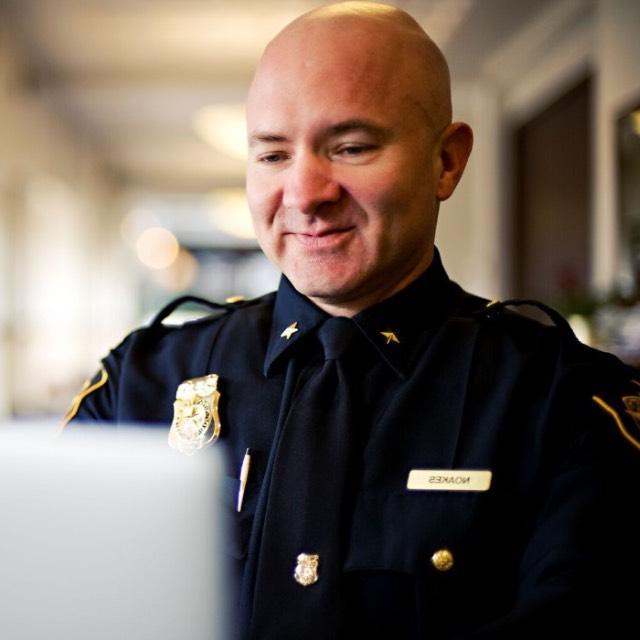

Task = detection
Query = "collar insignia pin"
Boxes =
[380,331,400,345]
[168,374,221,455]
[294,553,319,587]
[280,321,299,340]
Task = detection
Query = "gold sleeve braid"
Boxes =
[60,366,109,431]
[592,380,640,452]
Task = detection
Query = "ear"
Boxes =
[435,122,473,202]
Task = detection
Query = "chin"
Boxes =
[281,250,371,299]
[289,277,340,300]
[289,270,363,304]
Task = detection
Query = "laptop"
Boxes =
[0,422,227,640]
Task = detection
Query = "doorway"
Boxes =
[513,76,592,308]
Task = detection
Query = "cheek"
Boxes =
[354,179,408,240]
[349,173,396,217]
[246,173,280,227]
[359,172,435,250]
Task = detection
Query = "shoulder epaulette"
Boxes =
[474,298,578,344]
[150,294,251,327]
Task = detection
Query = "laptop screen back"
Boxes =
[0,424,226,640]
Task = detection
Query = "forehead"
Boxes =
[247,23,427,134]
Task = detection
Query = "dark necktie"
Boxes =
[249,316,358,639]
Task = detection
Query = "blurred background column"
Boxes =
[0,15,134,416]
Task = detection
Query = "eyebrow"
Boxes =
[326,119,390,138]
[248,133,288,147]
[248,118,390,147]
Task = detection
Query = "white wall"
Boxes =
[437,83,505,300]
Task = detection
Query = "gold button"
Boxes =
[431,548,454,572]
[225,295,245,304]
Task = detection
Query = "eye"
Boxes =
[256,151,289,164]
[332,143,379,161]
[336,144,373,156]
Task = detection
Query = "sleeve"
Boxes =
[459,355,640,639]
[59,310,231,430]
[61,338,129,427]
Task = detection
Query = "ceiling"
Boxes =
[2,0,554,194]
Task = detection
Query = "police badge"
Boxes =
[168,374,221,455]
[294,553,320,587]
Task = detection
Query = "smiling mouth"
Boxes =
[287,227,356,249]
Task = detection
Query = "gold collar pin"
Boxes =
[280,321,299,340]
[380,331,400,345]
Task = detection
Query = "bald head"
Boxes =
[250,1,452,132]
[245,1,473,316]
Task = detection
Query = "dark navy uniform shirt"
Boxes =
[67,252,640,639]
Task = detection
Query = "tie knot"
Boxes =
[317,317,357,360]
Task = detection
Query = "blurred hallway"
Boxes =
[1,0,639,416]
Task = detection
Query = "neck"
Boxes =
[308,248,435,317]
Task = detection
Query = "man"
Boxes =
[65,2,640,638]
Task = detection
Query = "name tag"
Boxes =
[407,469,492,492]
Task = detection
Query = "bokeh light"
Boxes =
[135,227,180,270]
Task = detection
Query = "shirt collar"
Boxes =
[263,249,463,378]
[263,277,329,376]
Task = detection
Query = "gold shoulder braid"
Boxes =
[593,379,640,453]
[60,367,109,431]
[168,374,221,455]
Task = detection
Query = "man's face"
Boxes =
[246,25,444,314]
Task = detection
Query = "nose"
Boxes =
[282,153,341,214]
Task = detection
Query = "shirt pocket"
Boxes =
[343,489,503,637]
[345,490,491,574]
